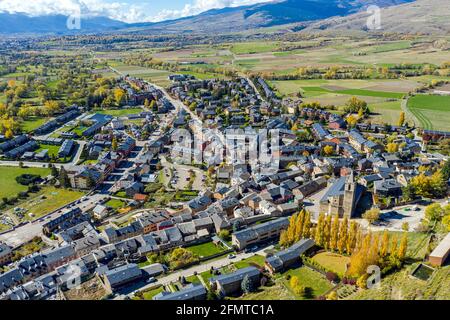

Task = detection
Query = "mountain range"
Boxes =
[1,0,447,35]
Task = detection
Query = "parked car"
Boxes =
[146,277,157,284]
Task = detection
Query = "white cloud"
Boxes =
[152,0,271,22]
[0,0,272,23]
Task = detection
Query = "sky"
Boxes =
[0,0,272,23]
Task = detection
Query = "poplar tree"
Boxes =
[324,214,332,250]
[379,230,390,259]
[303,210,311,238]
[337,216,348,255]
[330,214,340,251]
[315,213,326,247]
[347,221,358,254]
[397,232,408,261]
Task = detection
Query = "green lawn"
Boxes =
[134,286,164,300]
[21,117,49,133]
[0,167,51,198]
[95,108,143,117]
[35,144,61,158]
[311,252,350,276]
[186,275,201,285]
[233,254,265,269]
[105,198,126,209]
[281,267,333,299]
[186,242,225,258]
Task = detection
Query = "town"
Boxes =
[0,68,449,301]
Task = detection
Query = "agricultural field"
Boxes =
[0,166,51,198]
[109,63,172,87]
[407,94,450,131]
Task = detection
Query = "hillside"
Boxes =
[129,0,414,34]
[302,0,450,34]
[0,13,127,35]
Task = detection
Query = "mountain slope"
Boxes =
[0,13,127,35]
[128,0,415,33]
[302,0,450,34]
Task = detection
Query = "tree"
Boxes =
[442,213,450,232]
[363,208,381,224]
[315,213,326,247]
[327,291,338,300]
[241,275,253,294]
[337,217,348,254]
[397,232,408,261]
[218,230,230,241]
[330,214,340,251]
[4,128,13,139]
[303,210,311,238]
[379,230,390,259]
[425,203,444,222]
[59,167,70,188]
[112,137,118,151]
[324,214,332,250]
[346,115,358,128]
[50,165,59,178]
[386,142,399,153]
[323,145,335,156]
[347,221,358,254]
[113,88,126,106]
[398,112,405,127]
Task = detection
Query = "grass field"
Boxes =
[133,286,164,300]
[368,100,404,125]
[233,254,265,269]
[96,108,143,117]
[7,186,85,221]
[105,199,126,209]
[35,144,61,159]
[311,252,350,276]
[281,266,334,299]
[0,167,51,198]
[231,42,280,55]
[348,264,449,300]
[20,117,49,133]
[407,94,450,131]
[186,241,225,258]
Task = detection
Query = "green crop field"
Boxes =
[231,42,280,54]
[407,94,450,131]
[0,167,51,198]
[334,89,404,99]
